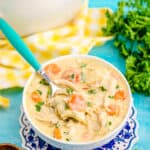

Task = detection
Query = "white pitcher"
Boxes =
[0,0,84,36]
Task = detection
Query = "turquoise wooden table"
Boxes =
[0,1,150,150]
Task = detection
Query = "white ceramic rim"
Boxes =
[23,54,133,146]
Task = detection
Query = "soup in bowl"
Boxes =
[23,55,132,150]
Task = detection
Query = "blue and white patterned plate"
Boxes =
[19,105,138,150]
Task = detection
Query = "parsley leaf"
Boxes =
[66,88,74,95]
[64,131,69,135]
[47,88,52,98]
[108,95,114,99]
[66,138,71,141]
[103,0,150,95]
[36,89,42,95]
[87,101,92,107]
[116,85,120,89]
[64,103,69,110]
[108,121,112,126]
[35,101,44,112]
[39,79,49,86]
[88,89,96,94]
[99,86,107,91]
[54,122,60,128]
[80,63,87,68]
[70,74,75,79]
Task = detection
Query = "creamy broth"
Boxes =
[25,57,130,143]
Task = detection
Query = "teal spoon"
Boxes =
[0,18,59,95]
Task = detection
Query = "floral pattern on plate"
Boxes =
[19,106,138,150]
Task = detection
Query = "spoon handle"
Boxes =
[0,18,41,71]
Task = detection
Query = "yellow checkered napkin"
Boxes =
[0,3,112,89]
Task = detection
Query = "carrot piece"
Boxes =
[53,128,62,139]
[114,90,126,100]
[105,104,120,116]
[44,63,61,75]
[31,91,41,103]
[75,74,80,82]
[68,94,85,111]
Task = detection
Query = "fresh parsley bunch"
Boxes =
[103,0,150,95]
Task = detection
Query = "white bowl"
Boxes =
[23,55,133,150]
[0,0,83,37]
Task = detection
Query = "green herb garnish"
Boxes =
[87,101,92,107]
[47,88,52,97]
[64,103,69,110]
[99,86,107,92]
[80,63,87,68]
[64,131,69,135]
[36,89,42,95]
[39,79,49,86]
[108,121,112,126]
[103,0,150,95]
[81,72,86,83]
[116,85,120,89]
[66,138,71,141]
[70,74,75,79]
[108,95,114,99]
[66,88,74,95]
[88,89,96,94]
[54,122,60,128]
[35,101,44,112]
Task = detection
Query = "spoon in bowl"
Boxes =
[0,17,60,96]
